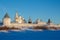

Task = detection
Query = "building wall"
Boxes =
[15,17,19,23]
[7,22,47,28]
[15,16,24,23]
[57,24,60,27]
[3,18,11,26]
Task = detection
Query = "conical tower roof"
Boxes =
[47,19,52,25]
[47,19,52,23]
[4,12,10,18]
[28,16,32,22]
[28,16,32,23]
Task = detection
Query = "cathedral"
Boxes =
[15,12,25,23]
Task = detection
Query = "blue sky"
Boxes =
[0,0,60,24]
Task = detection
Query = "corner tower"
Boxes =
[3,13,11,26]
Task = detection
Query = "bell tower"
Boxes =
[15,12,19,23]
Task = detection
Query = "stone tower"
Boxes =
[3,13,11,26]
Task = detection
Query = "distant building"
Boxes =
[47,19,58,27]
[3,12,26,28]
[3,13,11,26]
[35,18,46,26]
[47,19,52,25]
[2,12,52,28]
[15,12,25,23]
[28,17,32,24]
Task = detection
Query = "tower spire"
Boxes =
[15,11,19,18]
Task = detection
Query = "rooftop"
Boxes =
[4,13,10,18]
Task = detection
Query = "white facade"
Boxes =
[3,13,11,26]
[3,18,11,26]
[15,12,24,23]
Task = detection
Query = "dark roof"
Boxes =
[47,19,52,25]
[47,19,51,23]
[4,12,10,18]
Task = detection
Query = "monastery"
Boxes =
[2,12,60,29]
[3,12,47,28]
